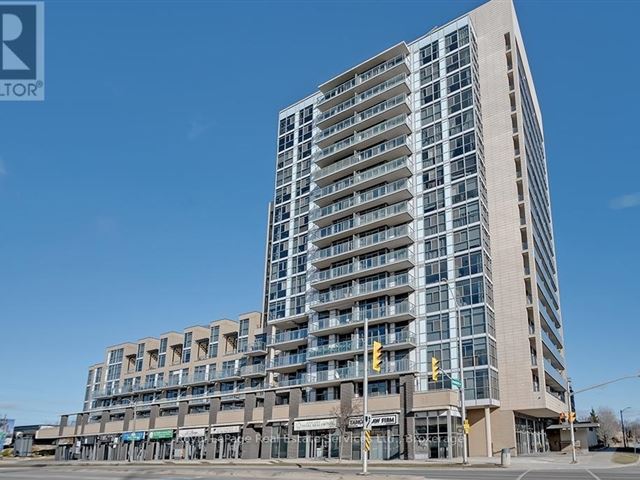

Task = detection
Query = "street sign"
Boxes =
[364,414,373,430]
[451,378,462,389]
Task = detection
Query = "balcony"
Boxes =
[210,368,242,381]
[267,352,308,373]
[267,328,309,349]
[316,73,410,128]
[307,359,416,387]
[310,178,413,227]
[240,363,267,378]
[541,328,565,369]
[310,223,414,269]
[310,272,415,311]
[314,135,411,187]
[544,359,566,390]
[316,94,410,149]
[246,340,268,356]
[315,115,411,167]
[309,301,416,335]
[309,201,413,248]
[538,300,562,344]
[312,156,412,207]
[307,330,416,361]
[310,247,414,290]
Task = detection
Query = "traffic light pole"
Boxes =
[361,315,369,476]
[456,304,469,465]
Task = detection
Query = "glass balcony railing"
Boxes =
[307,330,415,359]
[544,359,566,388]
[309,223,414,263]
[314,135,408,182]
[308,358,415,383]
[269,352,307,368]
[311,247,412,284]
[309,201,412,243]
[312,272,414,306]
[240,364,266,376]
[316,115,408,163]
[267,328,308,345]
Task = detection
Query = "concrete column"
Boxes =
[148,405,159,430]
[79,413,88,436]
[73,414,82,436]
[287,388,302,458]
[177,401,188,428]
[405,416,415,460]
[260,391,275,459]
[484,407,492,457]
[123,407,133,432]
[209,397,220,426]
[399,374,415,459]
[242,426,260,459]
[339,382,355,459]
[58,415,68,437]
[99,411,109,433]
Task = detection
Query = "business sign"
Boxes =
[148,429,173,440]
[178,428,205,438]
[211,425,241,435]
[0,1,44,100]
[348,414,398,429]
[121,431,144,442]
[294,418,337,432]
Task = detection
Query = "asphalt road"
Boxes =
[1,465,640,480]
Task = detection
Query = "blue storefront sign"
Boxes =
[121,431,144,442]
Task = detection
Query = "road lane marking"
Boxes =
[516,469,531,480]
[587,470,602,480]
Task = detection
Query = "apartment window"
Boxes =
[425,235,447,260]
[277,149,293,170]
[425,259,448,284]
[420,61,440,85]
[290,295,305,316]
[453,225,481,252]
[422,122,442,147]
[298,157,311,177]
[448,88,473,115]
[293,215,309,235]
[456,277,485,306]
[279,114,295,136]
[135,343,145,372]
[450,153,477,180]
[423,187,445,213]
[421,81,440,105]
[272,223,289,242]
[296,177,310,196]
[294,196,309,216]
[274,204,290,223]
[275,185,291,204]
[426,285,449,313]
[452,201,480,228]
[108,348,124,364]
[278,132,294,152]
[292,254,307,273]
[449,132,475,158]
[423,166,444,190]
[426,343,451,370]
[158,338,167,368]
[106,363,121,382]
[275,166,292,187]
[422,143,443,168]
[419,40,439,65]
[447,67,472,94]
[182,332,192,363]
[460,307,488,336]
[239,318,249,337]
[299,105,313,125]
[449,110,474,136]
[270,280,286,300]
[271,241,288,261]
[446,47,471,73]
[445,25,470,53]
[269,300,286,320]
[424,212,445,237]
[451,177,479,205]
[464,368,492,400]
[291,275,306,295]
[421,101,441,125]
[454,251,483,278]
[426,314,450,342]
[298,124,312,143]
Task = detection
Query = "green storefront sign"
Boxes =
[149,429,173,440]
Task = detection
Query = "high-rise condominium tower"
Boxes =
[263,0,567,456]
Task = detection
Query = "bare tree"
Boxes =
[330,400,361,461]
[596,407,620,446]
[626,420,640,444]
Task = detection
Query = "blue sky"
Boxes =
[0,0,639,425]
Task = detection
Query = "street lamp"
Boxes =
[441,278,469,465]
[620,407,631,449]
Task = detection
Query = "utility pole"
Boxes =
[361,314,369,475]
[567,373,640,464]
[620,407,630,449]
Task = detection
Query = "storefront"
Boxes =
[78,436,97,460]
[176,428,206,460]
[349,414,400,460]
[55,437,75,460]
[148,429,174,460]
[210,425,242,459]
[413,410,461,460]
[294,418,340,459]
[120,431,146,461]
[515,415,549,455]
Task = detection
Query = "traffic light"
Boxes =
[431,357,440,381]
[372,341,383,372]
[559,412,567,423]
[569,412,576,423]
